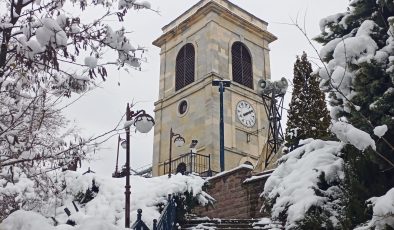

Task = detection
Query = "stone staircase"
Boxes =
[180,218,283,230]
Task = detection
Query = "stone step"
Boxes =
[184,219,257,224]
[180,218,283,230]
[182,225,252,229]
[181,219,260,230]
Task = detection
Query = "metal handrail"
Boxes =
[163,152,212,176]
[130,195,177,230]
[131,209,150,230]
[154,194,177,230]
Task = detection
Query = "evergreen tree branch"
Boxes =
[290,19,394,167]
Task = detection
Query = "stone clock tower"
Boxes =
[152,0,277,176]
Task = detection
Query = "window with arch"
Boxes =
[175,43,195,91]
[232,42,253,89]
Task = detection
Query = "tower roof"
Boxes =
[153,0,277,47]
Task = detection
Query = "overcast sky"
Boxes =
[63,0,349,177]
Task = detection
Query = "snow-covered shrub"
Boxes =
[0,171,212,230]
[0,210,57,230]
[262,139,345,229]
[0,166,56,221]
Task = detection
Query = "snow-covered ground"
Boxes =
[0,172,211,230]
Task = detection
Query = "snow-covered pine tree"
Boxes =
[316,0,394,228]
[285,52,330,151]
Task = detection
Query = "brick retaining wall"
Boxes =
[193,165,270,219]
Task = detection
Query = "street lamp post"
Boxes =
[112,135,127,178]
[168,128,185,178]
[212,79,231,172]
[124,103,155,228]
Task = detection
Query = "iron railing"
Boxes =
[163,152,212,176]
[154,194,177,230]
[131,209,150,230]
[130,195,176,230]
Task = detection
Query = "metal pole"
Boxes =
[125,104,131,228]
[168,128,173,178]
[208,154,212,176]
[115,135,120,173]
[219,82,225,172]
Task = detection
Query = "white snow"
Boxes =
[355,188,394,230]
[102,26,141,68]
[0,171,211,230]
[36,18,67,48]
[56,14,67,29]
[0,22,13,29]
[252,217,283,230]
[356,20,376,37]
[318,19,383,118]
[141,1,151,9]
[208,164,253,180]
[319,13,346,33]
[0,210,57,230]
[331,66,353,97]
[70,24,80,33]
[367,188,394,229]
[262,139,345,229]
[333,35,377,67]
[254,218,272,225]
[320,38,342,60]
[84,57,98,69]
[373,125,388,138]
[331,121,376,151]
[191,223,216,230]
[243,173,271,183]
[118,0,136,9]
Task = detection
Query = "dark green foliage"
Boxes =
[350,62,394,167]
[155,191,203,225]
[293,171,343,229]
[314,0,394,228]
[294,206,335,230]
[174,191,201,223]
[339,145,393,229]
[285,53,330,150]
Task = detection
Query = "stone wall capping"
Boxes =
[243,173,272,184]
[207,164,253,181]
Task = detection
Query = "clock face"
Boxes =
[236,100,256,128]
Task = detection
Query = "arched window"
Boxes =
[176,43,195,91]
[232,42,253,89]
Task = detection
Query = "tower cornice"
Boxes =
[152,0,277,48]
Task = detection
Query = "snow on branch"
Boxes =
[331,121,376,151]
[355,188,394,230]
[262,139,345,229]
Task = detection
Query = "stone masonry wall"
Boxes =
[193,165,270,219]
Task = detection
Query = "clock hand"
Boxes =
[243,110,253,116]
